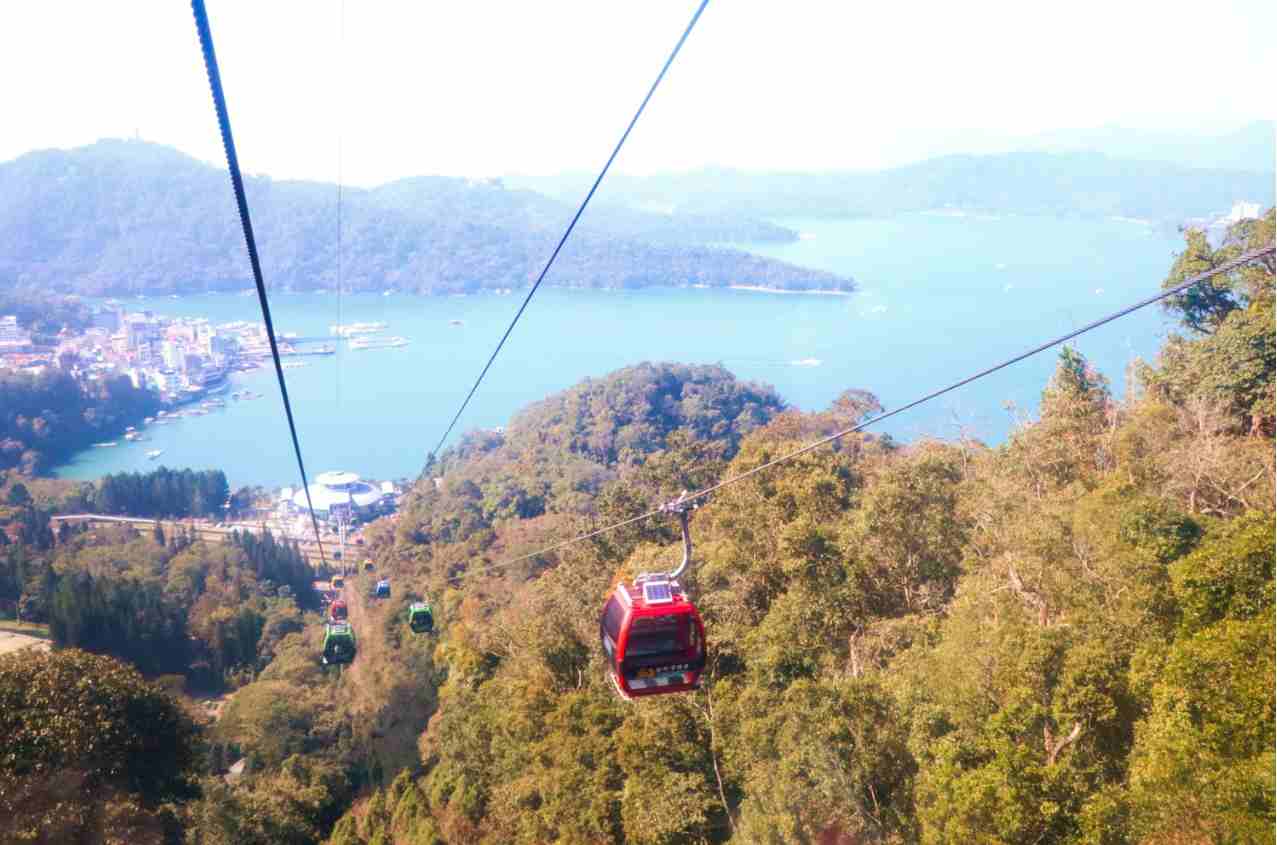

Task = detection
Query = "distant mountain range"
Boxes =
[510,128,1274,223]
[1020,121,1274,173]
[0,140,850,296]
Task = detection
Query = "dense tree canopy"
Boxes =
[0,367,160,474]
[0,648,199,844]
[2,518,314,689]
[325,216,1273,844]
[93,467,231,519]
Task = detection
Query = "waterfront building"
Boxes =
[162,341,183,370]
[0,315,32,352]
[1227,201,1262,223]
[125,315,161,350]
[290,471,385,520]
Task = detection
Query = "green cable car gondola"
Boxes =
[407,601,434,634]
[322,621,356,665]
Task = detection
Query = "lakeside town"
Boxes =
[0,300,339,404]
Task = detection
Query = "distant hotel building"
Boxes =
[1226,201,1262,224]
[0,316,32,352]
[288,471,390,521]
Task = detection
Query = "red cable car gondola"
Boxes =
[599,496,706,699]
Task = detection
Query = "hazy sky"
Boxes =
[3,1,1273,185]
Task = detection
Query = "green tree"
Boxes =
[0,649,198,843]
[1127,511,1275,842]
[1150,209,1276,435]
[6,482,32,507]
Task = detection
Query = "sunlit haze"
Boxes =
[3,0,1274,185]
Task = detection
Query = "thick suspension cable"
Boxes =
[191,0,328,566]
[448,243,1275,583]
[334,0,345,409]
[428,0,712,464]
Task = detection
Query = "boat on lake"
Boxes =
[348,336,409,350]
[329,321,387,337]
[146,449,164,460]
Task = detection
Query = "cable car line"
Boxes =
[447,243,1275,584]
[191,0,329,566]
[334,0,346,410]
[428,0,713,464]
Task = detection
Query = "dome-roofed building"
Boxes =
[291,471,383,520]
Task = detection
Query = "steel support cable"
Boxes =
[447,243,1275,583]
[334,0,346,409]
[191,0,328,566]
[428,0,712,464]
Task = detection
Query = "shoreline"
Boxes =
[114,283,860,303]
[726,285,852,296]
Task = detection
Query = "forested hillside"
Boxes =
[0,367,160,474]
[1,506,315,688]
[0,213,1271,844]
[324,210,1276,844]
[0,140,851,296]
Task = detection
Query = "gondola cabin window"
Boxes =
[601,596,624,657]
[626,614,686,658]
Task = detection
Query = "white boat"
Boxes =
[93,441,118,448]
[146,449,164,460]
[348,336,409,350]
[328,321,387,337]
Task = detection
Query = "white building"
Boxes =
[1227,201,1262,224]
[291,471,384,520]
[0,315,31,351]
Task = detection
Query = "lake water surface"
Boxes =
[54,213,1186,487]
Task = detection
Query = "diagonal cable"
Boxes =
[448,243,1275,583]
[429,0,712,464]
[191,0,328,566]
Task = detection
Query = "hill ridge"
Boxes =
[0,140,850,296]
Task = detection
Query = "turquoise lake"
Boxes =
[54,213,1186,487]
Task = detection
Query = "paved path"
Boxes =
[0,630,51,655]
